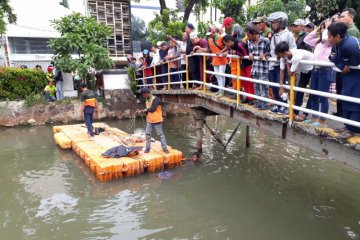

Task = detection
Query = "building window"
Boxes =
[9,37,54,54]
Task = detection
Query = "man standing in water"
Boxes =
[139,88,169,154]
[80,82,98,137]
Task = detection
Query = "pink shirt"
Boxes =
[304,30,332,62]
[167,47,180,69]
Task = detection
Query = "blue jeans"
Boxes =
[170,68,180,89]
[310,67,332,120]
[343,110,360,133]
[145,122,168,151]
[84,113,94,136]
[161,65,168,84]
[294,72,312,115]
[56,81,64,100]
[44,92,56,101]
[268,66,286,104]
[146,77,153,85]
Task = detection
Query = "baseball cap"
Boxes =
[143,49,149,55]
[156,41,162,47]
[189,32,198,40]
[80,82,87,88]
[305,21,315,28]
[187,23,195,30]
[222,17,233,27]
[291,19,305,26]
[253,16,267,23]
[205,27,216,36]
[140,87,151,94]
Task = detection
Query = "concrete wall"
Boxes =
[0,90,191,127]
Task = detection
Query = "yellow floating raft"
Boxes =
[53,123,184,181]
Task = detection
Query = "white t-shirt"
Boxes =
[151,49,160,66]
[280,49,314,73]
[177,41,187,65]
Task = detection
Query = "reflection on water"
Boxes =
[1,116,360,239]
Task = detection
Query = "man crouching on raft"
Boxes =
[80,82,98,137]
[137,88,170,154]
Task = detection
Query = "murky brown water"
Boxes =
[1,115,360,240]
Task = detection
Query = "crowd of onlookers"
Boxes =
[131,8,360,139]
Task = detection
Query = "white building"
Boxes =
[4,0,72,68]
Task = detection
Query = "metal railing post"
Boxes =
[186,56,189,90]
[142,68,145,86]
[203,55,206,93]
[289,74,296,123]
[153,65,157,88]
[167,62,171,90]
[237,59,241,105]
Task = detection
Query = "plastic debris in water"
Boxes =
[157,171,176,180]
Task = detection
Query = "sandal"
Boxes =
[312,122,327,128]
[334,127,347,133]
[338,130,354,139]
[294,115,306,122]
[304,119,313,124]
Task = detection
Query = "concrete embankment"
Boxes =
[0,90,191,127]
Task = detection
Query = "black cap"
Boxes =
[187,23,195,30]
[141,87,151,94]
[80,82,87,88]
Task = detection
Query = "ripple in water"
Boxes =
[35,193,78,218]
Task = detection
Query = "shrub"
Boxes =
[127,66,138,92]
[24,93,47,108]
[0,67,48,101]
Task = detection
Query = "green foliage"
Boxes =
[307,0,360,24]
[54,97,77,105]
[0,0,16,35]
[24,93,47,108]
[246,0,307,25]
[0,67,47,101]
[131,14,147,41]
[147,9,186,45]
[127,66,137,92]
[197,21,212,38]
[212,0,247,24]
[49,13,113,80]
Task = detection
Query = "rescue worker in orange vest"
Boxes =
[138,88,169,154]
[80,82,98,137]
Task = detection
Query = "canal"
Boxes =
[1,115,360,240]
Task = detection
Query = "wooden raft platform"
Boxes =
[53,123,184,181]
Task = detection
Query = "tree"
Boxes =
[133,0,208,23]
[246,0,307,25]
[49,13,113,81]
[147,9,186,45]
[212,0,247,24]
[0,0,17,35]
[131,14,147,41]
[307,0,360,25]
[183,0,209,23]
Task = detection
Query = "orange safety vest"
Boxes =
[85,98,96,107]
[145,95,163,123]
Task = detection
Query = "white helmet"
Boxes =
[268,11,288,29]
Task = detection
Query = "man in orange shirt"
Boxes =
[196,27,228,97]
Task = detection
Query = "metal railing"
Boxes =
[133,52,360,129]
